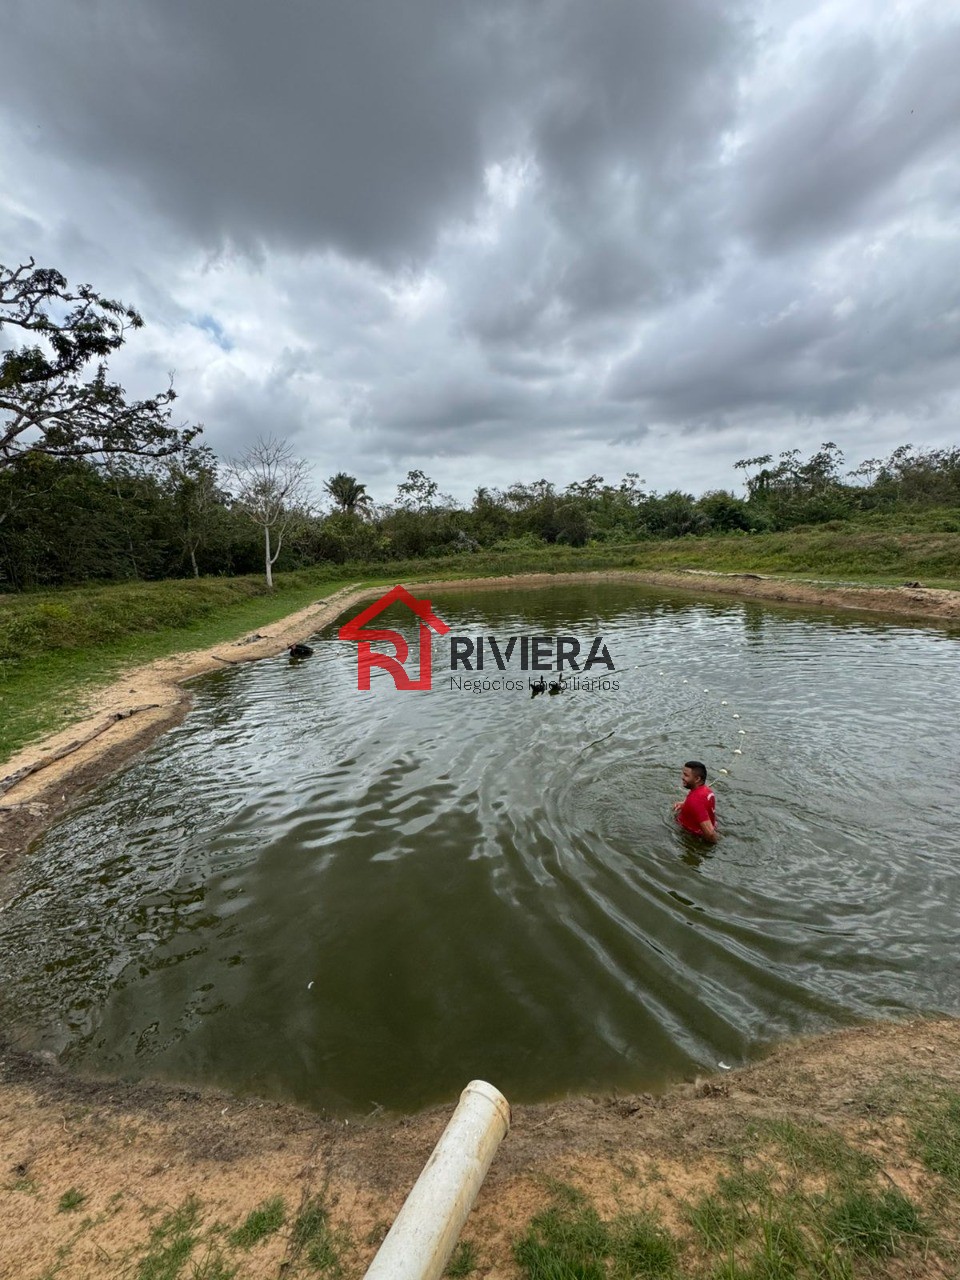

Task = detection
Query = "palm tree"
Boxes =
[324,472,371,515]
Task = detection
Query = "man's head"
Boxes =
[682,760,707,790]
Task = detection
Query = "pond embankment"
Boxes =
[2,569,960,877]
[2,1015,959,1278]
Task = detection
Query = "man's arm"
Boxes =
[699,819,718,843]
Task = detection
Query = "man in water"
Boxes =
[673,760,718,842]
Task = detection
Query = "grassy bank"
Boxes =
[0,576,356,763]
[2,523,959,764]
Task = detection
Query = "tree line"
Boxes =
[2,258,959,590]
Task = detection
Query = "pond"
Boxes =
[1,582,958,1114]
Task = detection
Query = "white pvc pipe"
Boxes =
[363,1080,511,1280]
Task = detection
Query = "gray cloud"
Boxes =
[5,0,501,265]
[2,0,959,504]
[737,23,960,251]
[608,228,960,427]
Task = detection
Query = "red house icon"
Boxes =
[338,585,450,690]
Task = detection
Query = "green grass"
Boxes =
[0,575,354,761]
[227,1195,286,1248]
[516,1116,939,1280]
[821,1188,925,1258]
[288,1195,350,1273]
[343,526,960,588]
[610,1215,679,1278]
[188,1246,238,1279]
[913,1089,960,1189]
[137,1196,202,1280]
[514,1198,677,1280]
[685,1186,754,1252]
[446,1239,479,1276]
[755,1119,877,1183]
[31,1185,354,1280]
[619,527,960,585]
[5,1174,38,1194]
[56,1187,87,1213]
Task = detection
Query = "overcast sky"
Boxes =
[2,0,959,506]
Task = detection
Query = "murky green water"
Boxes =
[1,584,958,1114]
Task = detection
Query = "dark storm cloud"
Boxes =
[3,1,959,500]
[4,0,500,264]
[364,369,531,448]
[4,0,746,278]
[451,0,746,343]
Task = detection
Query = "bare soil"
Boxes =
[1,1016,958,1278]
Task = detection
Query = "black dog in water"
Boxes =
[289,643,314,658]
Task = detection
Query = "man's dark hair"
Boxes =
[685,760,707,784]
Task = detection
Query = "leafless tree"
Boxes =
[226,436,313,588]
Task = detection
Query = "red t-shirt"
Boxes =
[676,784,716,836]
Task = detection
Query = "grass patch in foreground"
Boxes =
[515,1195,678,1279]
[752,1118,878,1183]
[822,1188,925,1258]
[516,1129,936,1280]
[189,1247,238,1280]
[287,1194,351,1274]
[56,1186,86,1212]
[913,1088,960,1189]
[227,1195,285,1247]
[137,1195,202,1280]
[446,1239,479,1275]
[30,1185,347,1280]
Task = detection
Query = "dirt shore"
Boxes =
[2,1015,958,1278]
[2,568,959,877]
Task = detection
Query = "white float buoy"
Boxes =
[733,749,742,755]
[721,700,728,706]
[719,768,729,775]
[738,729,746,735]
[732,713,740,719]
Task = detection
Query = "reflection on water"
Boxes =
[1,583,958,1113]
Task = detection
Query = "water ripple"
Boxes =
[1,583,958,1112]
